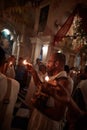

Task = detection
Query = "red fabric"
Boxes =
[53,11,76,45]
[53,4,87,46]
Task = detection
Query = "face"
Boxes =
[46,55,56,75]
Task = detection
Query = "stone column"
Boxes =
[16,36,20,64]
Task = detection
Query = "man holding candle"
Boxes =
[27,52,73,130]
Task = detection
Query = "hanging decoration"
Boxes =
[72,15,87,52]
[53,3,87,48]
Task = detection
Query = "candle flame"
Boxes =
[9,61,12,66]
[45,76,49,81]
[23,60,27,65]
[23,60,32,66]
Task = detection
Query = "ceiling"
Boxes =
[0,0,47,35]
[0,0,44,10]
[0,0,87,37]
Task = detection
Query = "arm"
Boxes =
[27,64,42,87]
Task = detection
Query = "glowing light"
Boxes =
[2,29,10,35]
[9,61,12,66]
[23,60,27,65]
[42,45,48,56]
[45,76,49,82]
[58,50,62,53]
[23,60,32,66]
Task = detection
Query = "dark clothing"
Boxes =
[15,65,28,89]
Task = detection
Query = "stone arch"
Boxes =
[0,18,18,58]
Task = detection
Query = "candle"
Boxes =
[45,75,57,86]
[23,60,27,65]
[23,59,32,66]
[45,75,49,82]
[9,61,12,66]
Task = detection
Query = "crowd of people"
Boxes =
[0,46,87,130]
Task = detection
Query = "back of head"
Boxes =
[53,52,66,67]
[36,58,41,64]
[39,64,46,72]
[84,65,87,73]
[64,65,70,74]
[18,57,23,62]
[0,47,6,66]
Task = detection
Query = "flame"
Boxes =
[23,60,32,66]
[45,76,49,82]
[23,60,27,65]
[9,61,12,65]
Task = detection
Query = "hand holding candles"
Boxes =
[9,61,13,66]
[45,75,49,82]
[23,59,32,66]
[45,75,57,86]
[23,59,32,69]
[23,59,36,76]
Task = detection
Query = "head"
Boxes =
[64,65,70,74]
[84,65,87,73]
[0,47,6,69]
[36,58,41,65]
[18,57,24,65]
[39,64,47,74]
[8,55,16,64]
[47,52,66,75]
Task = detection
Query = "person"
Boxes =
[0,47,20,130]
[34,58,42,72]
[59,66,87,130]
[25,64,47,108]
[3,55,16,78]
[68,69,87,130]
[64,65,74,94]
[27,52,73,130]
[38,64,47,82]
[15,57,28,90]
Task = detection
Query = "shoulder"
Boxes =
[56,76,68,85]
[8,78,20,97]
[8,78,20,90]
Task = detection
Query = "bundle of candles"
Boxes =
[23,59,32,66]
[9,61,13,66]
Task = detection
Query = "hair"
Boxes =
[84,65,87,73]
[53,52,66,67]
[0,47,6,66]
[64,65,70,73]
[18,57,23,61]
[39,64,46,72]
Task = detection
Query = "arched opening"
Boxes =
[0,28,14,55]
[0,28,17,57]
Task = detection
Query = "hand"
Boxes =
[26,64,35,74]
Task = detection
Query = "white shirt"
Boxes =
[6,65,15,79]
[0,72,20,130]
[77,79,87,110]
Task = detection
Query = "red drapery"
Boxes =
[53,4,87,46]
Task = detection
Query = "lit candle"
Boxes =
[23,60,27,65]
[9,61,12,66]
[45,75,49,82]
[23,60,32,66]
[45,75,57,86]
